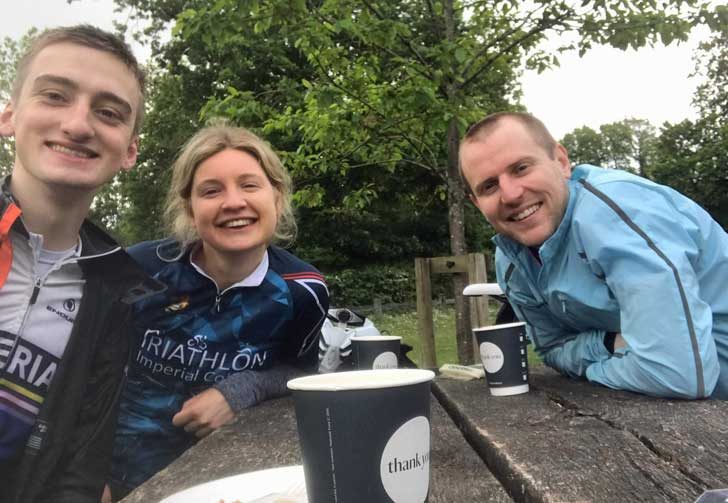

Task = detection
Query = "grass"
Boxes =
[369,305,542,369]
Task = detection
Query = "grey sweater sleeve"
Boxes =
[213,365,309,413]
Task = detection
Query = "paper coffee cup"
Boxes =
[473,322,529,396]
[288,369,435,503]
[350,335,401,370]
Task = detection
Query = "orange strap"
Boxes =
[0,203,22,289]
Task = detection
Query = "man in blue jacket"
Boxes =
[459,111,728,399]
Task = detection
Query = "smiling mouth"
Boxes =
[509,203,542,222]
[219,218,255,229]
[48,143,98,159]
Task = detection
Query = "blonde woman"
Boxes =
[107,124,329,498]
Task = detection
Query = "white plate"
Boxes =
[159,465,306,503]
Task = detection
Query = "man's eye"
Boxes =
[479,182,498,196]
[42,91,66,103]
[97,108,122,122]
[515,163,529,173]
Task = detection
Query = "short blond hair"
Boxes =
[13,24,146,133]
[164,122,296,246]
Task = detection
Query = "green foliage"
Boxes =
[0,29,36,176]
[651,118,728,228]
[326,264,415,306]
[561,118,658,176]
[323,262,459,307]
[108,0,722,264]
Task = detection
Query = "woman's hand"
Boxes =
[172,388,235,438]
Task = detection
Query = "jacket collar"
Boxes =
[1,175,122,259]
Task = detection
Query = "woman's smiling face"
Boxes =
[189,148,279,259]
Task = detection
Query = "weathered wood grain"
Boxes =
[122,393,512,502]
[433,366,727,503]
[531,366,728,491]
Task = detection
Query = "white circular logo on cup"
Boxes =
[373,351,398,369]
[480,342,504,373]
[380,416,430,503]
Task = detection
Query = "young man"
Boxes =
[0,25,156,502]
[459,111,728,399]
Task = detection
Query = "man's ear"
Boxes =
[121,136,139,171]
[0,102,15,138]
[554,143,571,178]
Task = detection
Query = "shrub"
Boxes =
[324,263,452,307]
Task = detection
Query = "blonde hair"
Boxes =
[164,121,296,246]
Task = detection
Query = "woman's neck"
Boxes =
[193,243,267,290]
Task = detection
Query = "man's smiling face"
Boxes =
[460,118,572,247]
[0,42,139,194]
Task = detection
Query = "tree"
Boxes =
[561,118,657,175]
[561,126,605,166]
[652,24,728,227]
[112,0,724,364]
[0,30,36,176]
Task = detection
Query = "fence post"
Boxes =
[373,297,383,316]
[415,257,437,369]
[467,253,489,329]
[467,253,489,355]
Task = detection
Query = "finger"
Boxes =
[195,426,214,439]
[183,420,203,433]
[171,411,185,427]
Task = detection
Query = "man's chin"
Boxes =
[501,228,547,248]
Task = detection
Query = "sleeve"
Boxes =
[562,182,718,398]
[214,272,329,412]
[38,303,131,502]
[511,299,611,379]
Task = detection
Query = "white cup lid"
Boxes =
[287,369,434,391]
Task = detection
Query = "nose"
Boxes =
[499,175,524,204]
[220,186,248,210]
[60,102,94,141]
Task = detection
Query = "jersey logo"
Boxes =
[165,296,190,313]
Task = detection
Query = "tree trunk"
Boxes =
[447,117,474,364]
[444,0,473,364]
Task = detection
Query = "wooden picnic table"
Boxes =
[435,365,728,503]
[122,365,727,503]
[121,385,512,502]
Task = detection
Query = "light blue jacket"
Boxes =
[494,165,728,399]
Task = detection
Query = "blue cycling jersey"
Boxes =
[110,240,328,492]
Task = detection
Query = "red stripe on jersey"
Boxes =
[282,272,325,281]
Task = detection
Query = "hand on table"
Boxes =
[172,388,234,438]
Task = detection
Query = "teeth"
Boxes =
[50,144,93,158]
[222,219,253,228]
[511,204,540,222]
